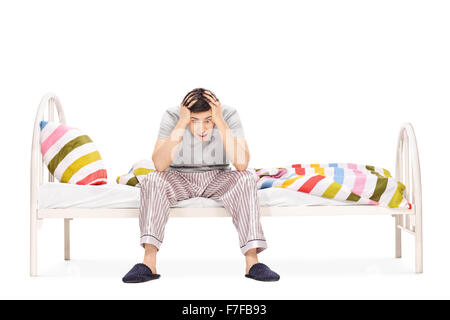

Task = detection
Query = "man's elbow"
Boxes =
[154,165,166,172]
[152,156,167,172]
[154,162,167,172]
[234,154,250,171]
[234,161,249,171]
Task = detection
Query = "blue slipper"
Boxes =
[245,263,280,282]
[122,263,161,283]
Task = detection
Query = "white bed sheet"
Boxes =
[38,182,355,209]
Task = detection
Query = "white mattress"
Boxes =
[38,182,354,209]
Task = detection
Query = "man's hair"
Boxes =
[181,88,219,113]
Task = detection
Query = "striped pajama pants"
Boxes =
[139,169,267,255]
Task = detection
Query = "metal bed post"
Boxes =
[30,93,67,276]
[394,123,423,273]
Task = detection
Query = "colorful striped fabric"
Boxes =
[40,121,107,185]
[115,159,409,208]
[116,172,139,186]
[254,163,410,208]
[116,159,155,187]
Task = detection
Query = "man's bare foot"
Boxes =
[143,243,158,274]
[142,261,157,274]
[245,248,259,274]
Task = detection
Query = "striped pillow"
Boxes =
[40,121,107,185]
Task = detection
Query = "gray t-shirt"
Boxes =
[157,104,245,172]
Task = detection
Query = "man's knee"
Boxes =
[145,171,170,186]
[235,169,258,183]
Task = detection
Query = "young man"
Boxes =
[122,88,280,283]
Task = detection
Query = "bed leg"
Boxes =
[30,218,38,276]
[64,219,71,261]
[395,215,402,258]
[415,237,423,273]
[415,212,423,274]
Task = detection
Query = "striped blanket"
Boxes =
[116,161,410,208]
[116,159,155,186]
[254,163,409,208]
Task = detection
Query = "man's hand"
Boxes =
[179,98,197,126]
[203,90,225,126]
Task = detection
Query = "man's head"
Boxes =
[181,88,219,142]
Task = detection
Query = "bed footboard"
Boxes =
[394,122,423,273]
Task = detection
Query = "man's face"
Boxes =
[188,110,214,142]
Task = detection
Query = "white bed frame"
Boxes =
[30,93,423,276]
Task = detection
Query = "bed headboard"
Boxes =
[30,93,68,275]
[30,93,66,208]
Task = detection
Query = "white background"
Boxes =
[1,0,449,299]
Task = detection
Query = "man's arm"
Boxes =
[152,100,196,171]
[151,120,187,172]
[215,119,250,171]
